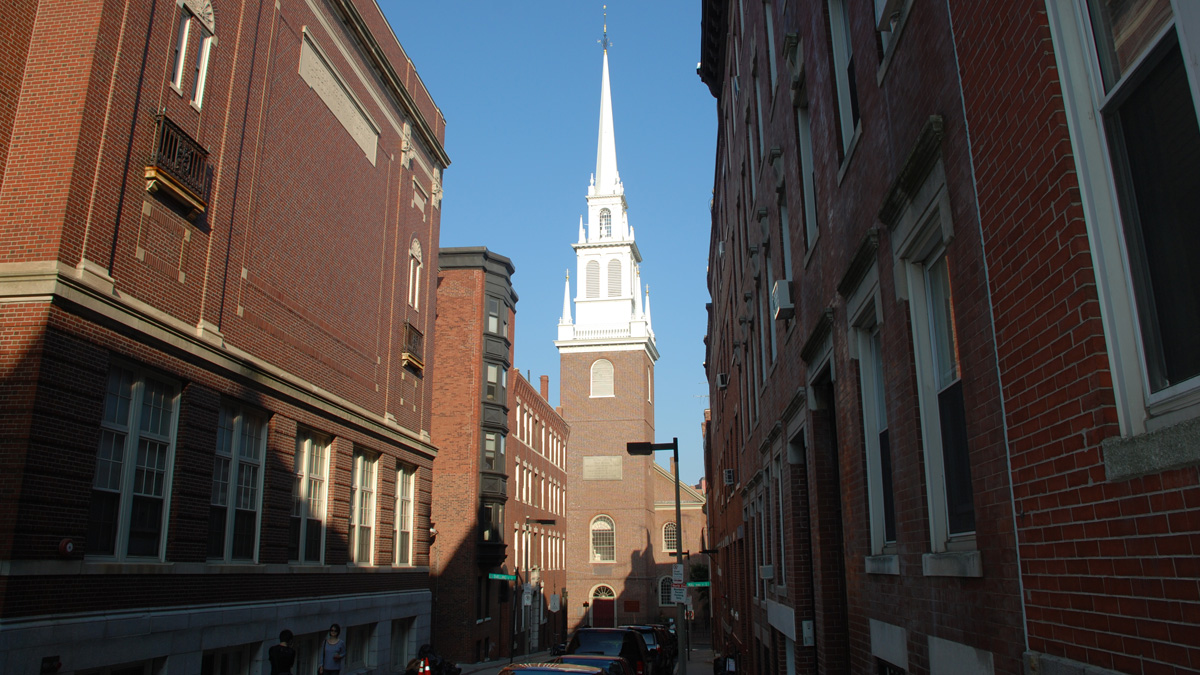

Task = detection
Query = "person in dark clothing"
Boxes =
[268,629,296,675]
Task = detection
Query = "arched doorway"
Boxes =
[591,585,616,627]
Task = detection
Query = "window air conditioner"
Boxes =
[723,469,736,486]
[716,373,729,389]
[759,565,774,580]
[771,280,794,321]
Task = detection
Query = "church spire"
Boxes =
[594,14,621,196]
[561,271,573,324]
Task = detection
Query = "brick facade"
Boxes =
[0,0,446,672]
[699,1,1200,674]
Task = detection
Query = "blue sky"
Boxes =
[380,2,716,484]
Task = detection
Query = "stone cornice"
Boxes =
[0,261,438,457]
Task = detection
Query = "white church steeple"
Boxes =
[556,26,657,363]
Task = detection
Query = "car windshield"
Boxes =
[573,633,624,655]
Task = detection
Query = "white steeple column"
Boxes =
[556,40,657,363]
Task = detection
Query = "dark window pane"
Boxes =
[208,505,227,558]
[879,429,896,543]
[232,509,256,559]
[288,517,301,561]
[937,380,975,534]
[305,519,322,561]
[87,491,120,555]
[1111,42,1200,390]
[127,495,163,557]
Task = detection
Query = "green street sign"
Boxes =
[489,573,517,581]
[686,581,711,587]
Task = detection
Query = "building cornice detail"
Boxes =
[0,260,438,457]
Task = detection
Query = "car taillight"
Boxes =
[637,662,645,675]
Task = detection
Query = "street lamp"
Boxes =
[627,437,687,675]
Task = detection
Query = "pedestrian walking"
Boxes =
[319,623,346,675]
[268,629,296,675]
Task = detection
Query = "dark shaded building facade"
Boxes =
[700,1,1200,674]
[0,0,447,672]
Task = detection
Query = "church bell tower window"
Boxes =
[600,208,612,237]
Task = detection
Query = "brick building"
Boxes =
[430,248,569,663]
[556,40,707,632]
[0,0,447,673]
[699,1,1200,674]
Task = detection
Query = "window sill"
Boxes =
[1103,413,1200,481]
[921,550,982,578]
[865,554,899,575]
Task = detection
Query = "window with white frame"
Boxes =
[590,515,616,562]
[600,208,612,237]
[828,0,861,153]
[659,576,673,606]
[87,366,179,560]
[350,450,378,564]
[607,259,622,297]
[901,239,976,550]
[662,522,679,553]
[289,429,330,563]
[208,403,267,562]
[795,101,819,249]
[1047,0,1200,439]
[764,1,779,90]
[851,277,898,556]
[169,0,215,108]
[483,431,505,471]
[395,465,414,565]
[591,359,615,397]
[408,239,423,310]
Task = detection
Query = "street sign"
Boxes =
[672,564,684,583]
[523,588,533,606]
[686,581,711,587]
[488,573,517,580]
[549,594,561,612]
[671,583,686,604]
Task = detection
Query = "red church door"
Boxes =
[592,598,615,627]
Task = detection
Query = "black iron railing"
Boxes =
[150,113,207,200]
[404,322,424,364]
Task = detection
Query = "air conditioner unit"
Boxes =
[716,373,729,389]
[759,565,774,580]
[771,280,794,321]
[723,469,736,486]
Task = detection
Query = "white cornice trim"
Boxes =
[0,260,437,456]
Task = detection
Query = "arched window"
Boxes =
[590,516,615,562]
[607,259,622,297]
[662,522,678,553]
[659,577,673,606]
[408,239,424,310]
[599,208,612,237]
[586,260,600,298]
[590,359,614,397]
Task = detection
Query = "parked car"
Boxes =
[618,625,671,673]
[565,628,655,675]
[549,654,636,675]
[497,664,606,675]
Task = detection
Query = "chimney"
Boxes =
[540,375,549,399]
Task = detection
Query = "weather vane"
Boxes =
[599,4,611,51]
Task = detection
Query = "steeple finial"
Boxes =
[600,5,610,51]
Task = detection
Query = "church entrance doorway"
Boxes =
[591,586,616,627]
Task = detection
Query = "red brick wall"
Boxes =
[950,1,1200,672]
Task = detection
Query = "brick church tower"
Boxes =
[556,34,662,630]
